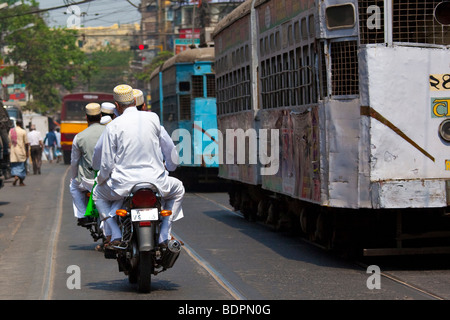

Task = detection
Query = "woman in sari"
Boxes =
[9,119,29,186]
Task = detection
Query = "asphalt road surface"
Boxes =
[1,162,450,311]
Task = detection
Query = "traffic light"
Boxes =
[130,44,149,50]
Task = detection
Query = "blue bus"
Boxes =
[150,47,219,189]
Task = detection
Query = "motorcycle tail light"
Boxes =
[116,209,128,217]
[161,210,172,217]
[132,189,157,208]
[139,221,151,227]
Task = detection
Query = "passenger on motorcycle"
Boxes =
[70,103,106,226]
[93,84,184,247]
[133,88,178,172]
[99,102,117,125]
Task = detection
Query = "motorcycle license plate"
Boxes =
[131,208,159,222]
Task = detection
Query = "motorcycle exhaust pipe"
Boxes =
[161,239,182,269]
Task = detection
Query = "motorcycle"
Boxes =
[104,182,182,293]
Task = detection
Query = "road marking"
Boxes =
[173,232,247,300]
[42,166,70,300]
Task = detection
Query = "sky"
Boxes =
[39,0,142,28]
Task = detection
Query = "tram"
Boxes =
[213,0,450,255]
[149,47,219,188]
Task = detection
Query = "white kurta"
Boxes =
[97,108,173,193]
[94,107,184,234]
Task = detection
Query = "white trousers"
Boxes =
[93,176,184,243]
[70,179,89,218]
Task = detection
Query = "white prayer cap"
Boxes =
[85,103,101,116]
[113,84,134,103]
[133,89,144,106]
[100,115,112,125]
[101,102,116,114]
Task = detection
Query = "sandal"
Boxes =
[104,239,121,249]
[95,235,112,252]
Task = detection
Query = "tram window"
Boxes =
[326,4,355,30]
[288,24,293,46]
[289,50,295,106]
[192,75,203,98]
[308,15,315,37]
[294,21,300,43]
[282,23,289,49]
[330,41,359,96]
[206,74,215,98]
[283,52,289,106]
[358,0,385,44]
[179,81,190,92]
[179,95,191,120]
[270,33,274,52]
[301,18,308,40]
[275,31,281,50]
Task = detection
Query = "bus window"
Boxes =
[65,101,88,121]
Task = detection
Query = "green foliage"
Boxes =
[0,1,86,113]
[81,46,133,92]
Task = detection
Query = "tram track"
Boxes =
[354,261,445,300]
[194,192,450,300]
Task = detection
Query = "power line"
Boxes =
[125,0,140,9]
[0,0,95,19]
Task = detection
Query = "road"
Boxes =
[1,162,450,308]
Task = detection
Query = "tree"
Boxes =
[80,46,133,92]
[0,1,86,113]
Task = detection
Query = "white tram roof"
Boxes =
[162,47,215,71]
[149,47,215,81]
[212,0,252,39]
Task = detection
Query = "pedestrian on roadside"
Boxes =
[54,127,62,163]
[43,129,57,163]
[27,124,43,175]
[9,119,29,186]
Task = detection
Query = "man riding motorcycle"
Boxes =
[92,84,184,247]
[70,103,105,226]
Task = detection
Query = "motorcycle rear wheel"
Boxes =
[137,251,153,293]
